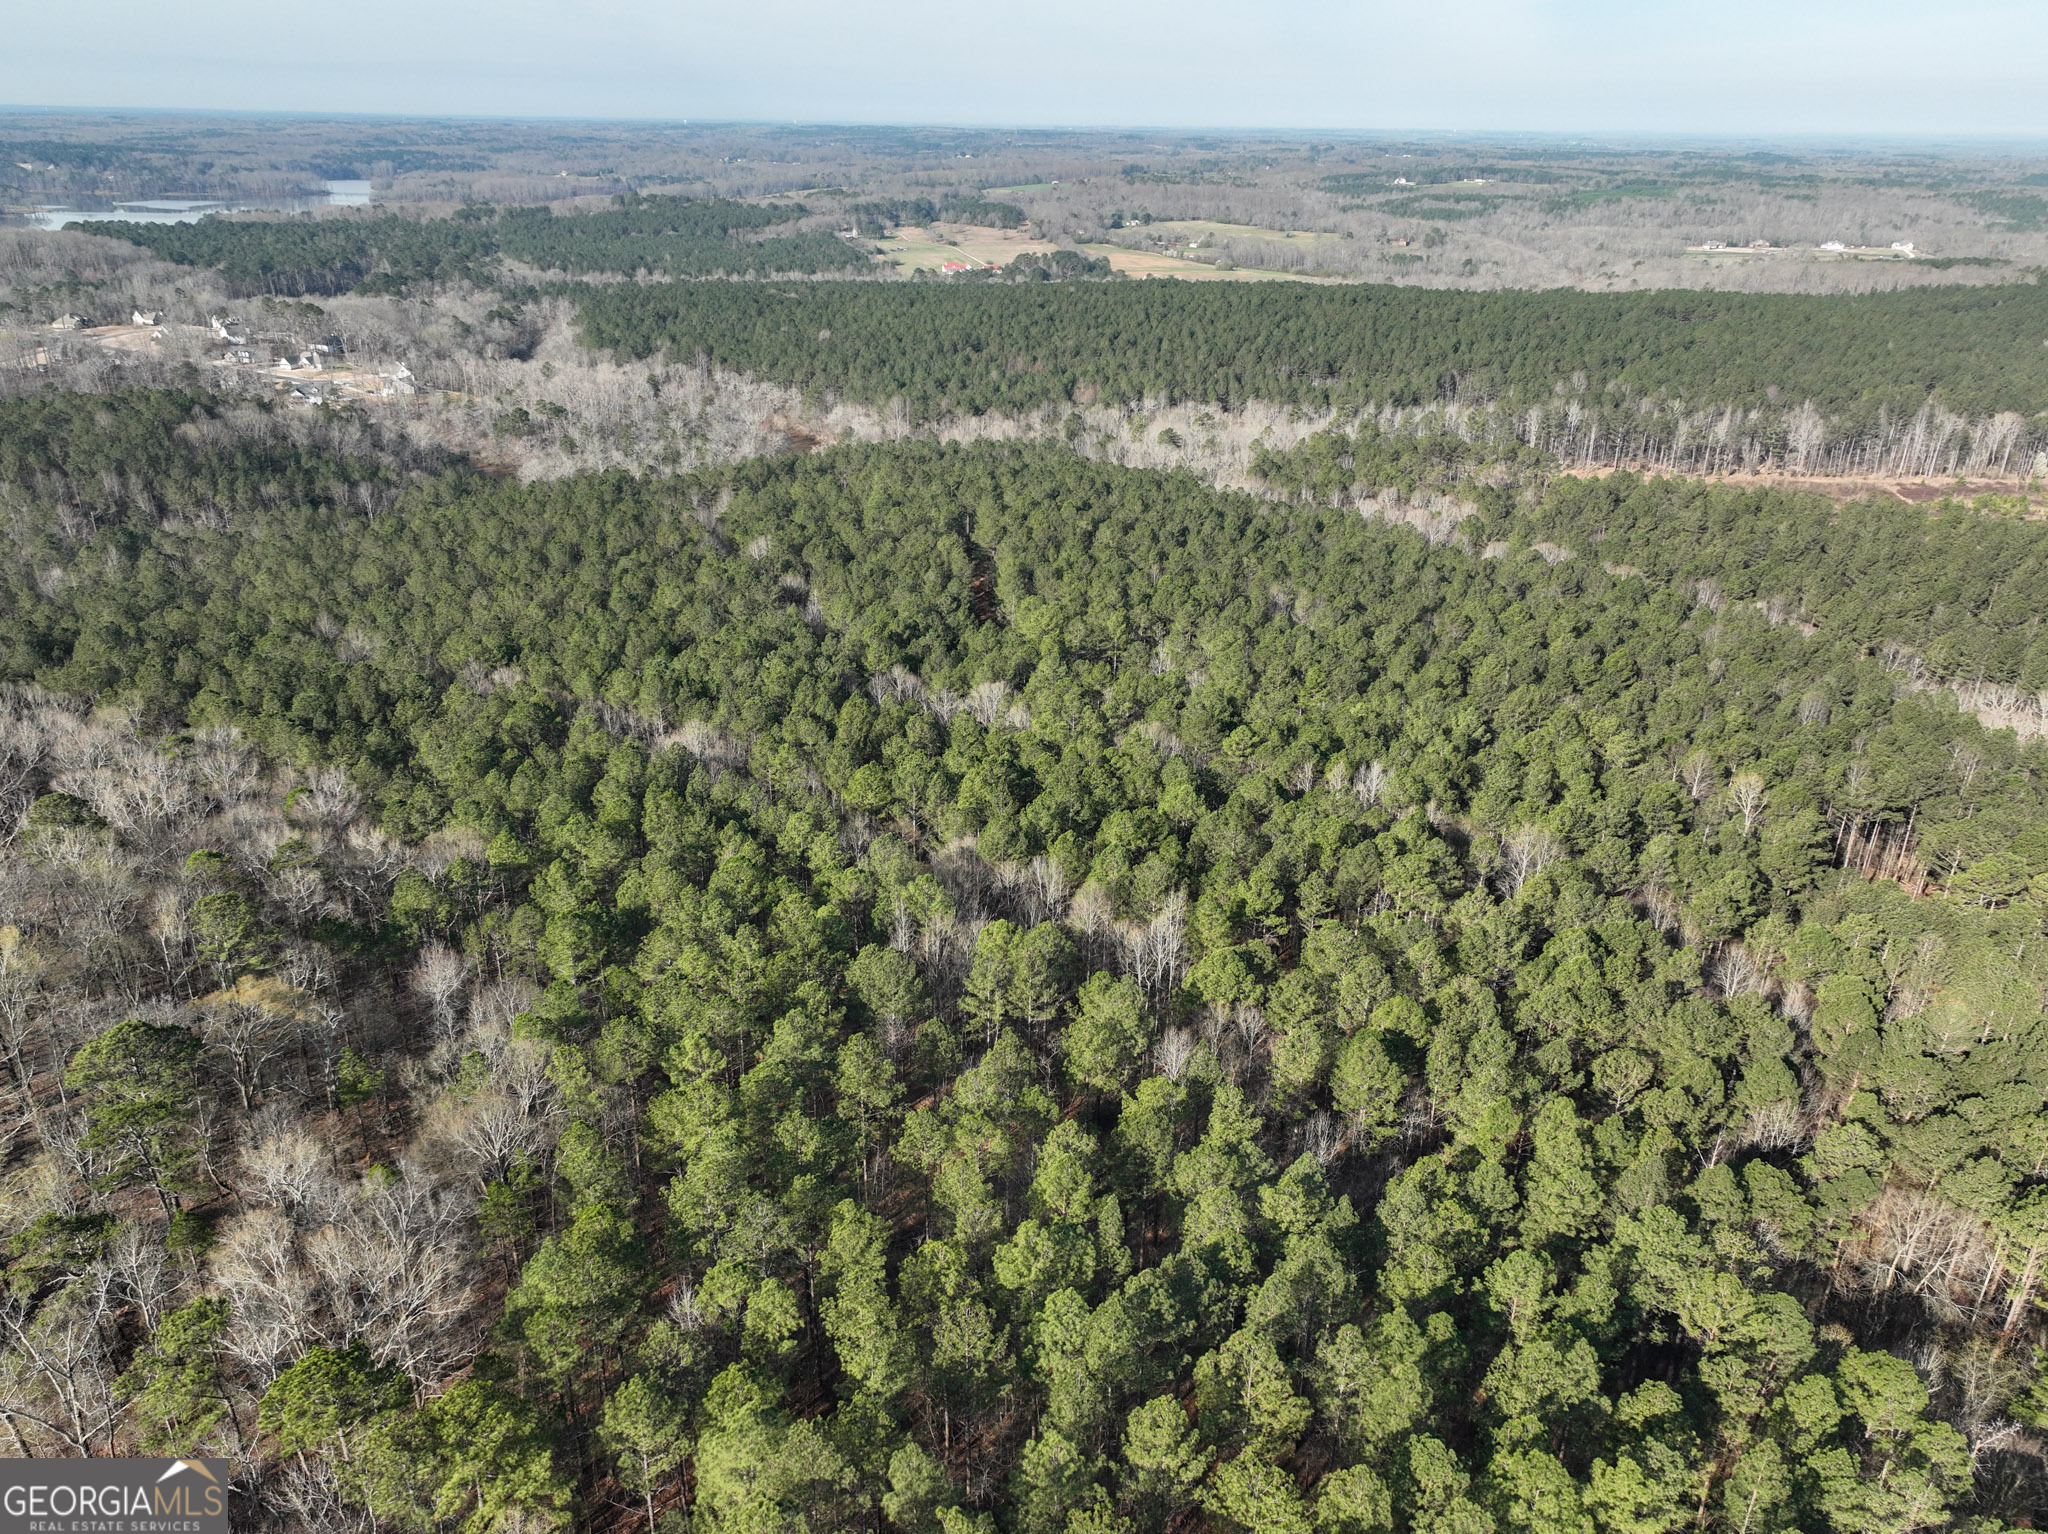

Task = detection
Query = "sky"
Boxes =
[6,0,2048,137]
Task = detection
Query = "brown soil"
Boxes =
[764,415,829,454]
[1554,465,2046,514]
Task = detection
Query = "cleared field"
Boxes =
[878,222,1059,272]
[1119,218,1345,248]
[873,222,1325,282]
[1081,245,1331,282]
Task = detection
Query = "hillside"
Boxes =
[0,390,2044,1530]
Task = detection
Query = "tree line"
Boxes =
[570,275,2048,449]
[848,201,1029,238]
[80,197,869,298]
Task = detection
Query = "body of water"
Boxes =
[27,180,374,230]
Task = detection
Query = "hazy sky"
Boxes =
[6,0,2046,136]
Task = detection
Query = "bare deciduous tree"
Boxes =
[1351,759,1390,808]
[1678,748,1719,802]
[444,1090,554,1190]
[199,999,300,1113]
[1500,824,1564,895]
[1727,772,1769,835]
[241,1121,342,1218]
[307,1169,480,1386]
[211,1209,319,1386]
[409,943,469,1039]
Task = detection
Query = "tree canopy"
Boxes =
[0,388,2043,1531]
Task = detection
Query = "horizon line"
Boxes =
[5,103,2048,152]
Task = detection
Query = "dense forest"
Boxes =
[1251,423,2048,696]
[0,389,2044,1532]
[80,197,870,297]
[573,278,2048,419]
[574,278,2048,474]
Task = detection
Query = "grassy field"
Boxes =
[872,220,1329,282]
[877,222,1059,272]
[1119,218,1346,249]
[1079,245,1331,281]
[1100,220,1348,279]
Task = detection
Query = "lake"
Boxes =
[27,179,374,229]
